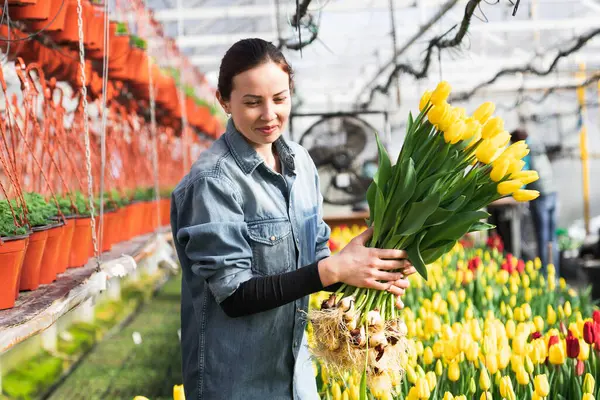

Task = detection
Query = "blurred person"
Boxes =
[511,128,559,277]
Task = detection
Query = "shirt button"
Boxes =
[295,238,299,244]
[294,341,299,347]
[270,235,276,241]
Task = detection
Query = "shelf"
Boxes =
[0,230,173,354]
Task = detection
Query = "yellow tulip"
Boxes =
[433,341,444,359]
[472,101,495,124]
[580,340,590,361]
[430,81,452,105]
[481,116,504,139]
[564,301,573,317]
[491,130,511,148]
[425,371,437,391]
[499,376,514,399]
[466,342,480,362]
[498,180,523,196]
[443,392,455,400]
[448,360,461,382]
[435,359,443,377]
[498,347,511,370]
[525,355,535,374]
[532,394,542,400]
[462,117,481,141]
[455,396,467,400]
[583,394,595,400]
[173,385,185,400]
[584,373,595,394]
[516,366,530,385]
[506,158,526,176]
[485,352,499,375]
[419,90,432,111]
[332,382,342,400]
[476,139,502,164]
[511,170,539,185]
[480,392,492,400]
[534,374,550,397]
[415,377,431,399]
[423,347,434,365]
[444,120,466,144]
[547,305,557,325]
[479,368,491,391]
[549,343,566,365]
[428,103,449,126]
[444,341,459,362]
[490,157,509,182]
[465,130,482,149]
[502,140,530,159]
[134,397,150,400]
[342,390,350,400]
[505,319,516,339]
[406,387,419,400]
[406,366,418,384]
[522,303,532,319]
[513,189,540,202]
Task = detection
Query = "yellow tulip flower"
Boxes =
[583,394,595,400]
[506,158,526,176]
[505,319,516,339]
[173,385,185,400]
[499,376,514,399]
[511,170,539,185]
[406,387,419,400]
[498,180,523,196]
[419,90,432,111]
[516,366,530,385]
[490,157,510,182]
[435,360,444,377]
[479,368,491,391]
[549,343,566,365]
[406,366,418,384]
[579,340,590,361]
[448,360,461,382]
[491,130,511,148]
[415,377,431,399]
[425,371,437,391]
[428,103,449,126]
[481,116,504,139]
[584,373,595,394]
[498,347,511,370]
[443,392,455,400]
[332,382,342,400]
[480,392,492,400]
[466,342,480,363]
[547,305,557,325]
[525,355,535,374]
[534,374,550,397]
[423,347,434,365]
[502,140,530,159]
[430,81,452,105]
[564,301,573,317]
[485,352,499,375]
[465,130,482,149]
[513,189,540,202]
[472,101,496,124]
[476,139,502,164]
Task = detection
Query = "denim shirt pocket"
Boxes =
[247,219,295,276]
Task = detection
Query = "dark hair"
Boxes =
[217,38,294,101]
[510,128,528,143]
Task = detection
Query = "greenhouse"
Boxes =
[1,0,600,399]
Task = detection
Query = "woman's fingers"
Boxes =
[402,266,417,276]
[395,296,405,309]
[376,248,408,260]
[377,259,409,271]
[373,270,407,283]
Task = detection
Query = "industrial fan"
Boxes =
[299,114,380,206]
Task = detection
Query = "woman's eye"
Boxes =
[274,97,287,103]
[245,102,259,106]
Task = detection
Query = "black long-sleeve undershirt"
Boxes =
[220,262,342,318]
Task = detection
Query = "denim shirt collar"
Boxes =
[224,119,296,175]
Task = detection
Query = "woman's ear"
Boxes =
[216,91,230,114]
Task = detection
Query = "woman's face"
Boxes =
[218,61,291,148]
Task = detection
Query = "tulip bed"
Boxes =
[312,225,600,400]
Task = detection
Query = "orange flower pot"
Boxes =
[9,0,51,21]
[55,217,75,274]
[101,211,118,252]
[49,1,83,44]
[69,217,92,268]
[0,235,29,310]
[160,198,171,227]
[29,0,68,31]
[18,228,48,291]
[38,224,65,285]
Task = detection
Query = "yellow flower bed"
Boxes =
[315,226,599,400]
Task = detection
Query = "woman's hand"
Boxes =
[318,227,416,308]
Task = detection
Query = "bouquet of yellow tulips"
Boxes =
[308,81,541,397]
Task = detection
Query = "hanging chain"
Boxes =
[143,10,160,231]
[76,0,100,266]
[98,0,111,258]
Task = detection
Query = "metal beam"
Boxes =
[152,0,449,22]
[469,17,600,33]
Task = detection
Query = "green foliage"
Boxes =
[115,21,128,35]
[132,187,155,202]
[23,192,55,228]
[0,199,27,237]
[2,352,63,400]
[130,35,147,50]
[159,187,173,200]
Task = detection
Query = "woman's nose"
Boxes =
[261,102,277,121]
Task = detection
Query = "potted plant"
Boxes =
[19,192,61,290]
[69,191,93,268]
[50,194,78,275]
[108,21,131,74]
[30,0,68,31]
[0,199,29,310]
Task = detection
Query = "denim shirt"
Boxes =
[171,120,331,400]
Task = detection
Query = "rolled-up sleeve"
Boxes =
[175,176,253,303]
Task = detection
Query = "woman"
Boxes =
[171,38,415,400]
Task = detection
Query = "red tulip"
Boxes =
[576,359,585,376]
[516,259,525,273]
[583,321,595,345]
[594,322,600,348]
[531,332,542,340]
[548,335,559,349]
[566,331,580,358]
[468,256,482,272]
[594,310,600,324]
